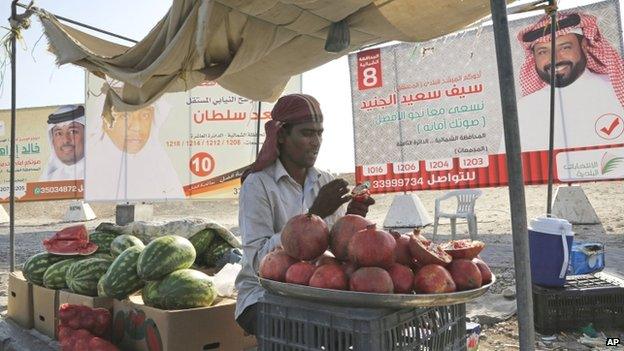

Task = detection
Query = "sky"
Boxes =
[0,0,355,173]
[0,0,611,173]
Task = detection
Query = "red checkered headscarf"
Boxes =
[518,12,624,107]
[241,94,323,182]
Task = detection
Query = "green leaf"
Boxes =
[602,156,624,174]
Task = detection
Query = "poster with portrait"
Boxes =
[0,105,85,202]
[349,0,624,193]
[84,74,301,202]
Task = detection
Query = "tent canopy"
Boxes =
[39,0,497,113]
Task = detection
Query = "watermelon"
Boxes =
[22,252,67,285]
[189,229,216,258]
[43,225,98,255]
[141,281,161,307]
[89,231,118,253]
[144,319,163,351]
[137,235,196,281]
[110,235,144,258]
[101,246,145,299]
[42,258,81,289]
[112,311,125,345]
[89,253,115,261]
[22,252,67,286]
[66,258,112,296]
[204,238,232,267]
[97,274,108,297]
[152,269,216,310]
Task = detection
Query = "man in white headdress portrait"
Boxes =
[40,105,86,181]
[85,99,184,201]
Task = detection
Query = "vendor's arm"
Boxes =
[239,175,282,273]
[308,178,351,218]
[346,196,375,217]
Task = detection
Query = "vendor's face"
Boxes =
[104,106,154,154]
[51,122,85,165]
[533,33,588,87]
[279,121,323,169]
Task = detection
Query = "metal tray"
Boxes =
[259,274,495,308]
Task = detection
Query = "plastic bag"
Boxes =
[212,263,242,297]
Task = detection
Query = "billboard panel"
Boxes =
[349,0,624,193]
[0,106,84,202]
[85,75,301,201]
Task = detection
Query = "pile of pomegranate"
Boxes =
[259,213,492,294]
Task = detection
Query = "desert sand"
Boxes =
[1,177,623,349]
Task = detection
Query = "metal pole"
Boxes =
[255,102,262,157]
[9,0,18,273]
[546,3,557,216]
[16,2,138,43]
[489,0,536,349]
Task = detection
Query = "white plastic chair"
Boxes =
[432,189,482,241]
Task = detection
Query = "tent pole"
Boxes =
[489,0,535,349]
[15,2,138,44]
[9,0,18,273]
[546,2,557,216]
[255,102,262,157]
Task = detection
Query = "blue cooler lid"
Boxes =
[529,216,574,236]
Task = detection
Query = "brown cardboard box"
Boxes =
[113,296,256,351]
[32,284,59,338]
[7,271,33,329]
[58,290,114,310]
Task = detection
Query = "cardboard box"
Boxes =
[7,271,33,329]
[32,284,59,339]
[113,296,257,351]
[58,290,114,310]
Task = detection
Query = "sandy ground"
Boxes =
[1,177,623,349]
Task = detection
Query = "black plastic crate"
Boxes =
[257,293,467,350]
[533,272,624,334]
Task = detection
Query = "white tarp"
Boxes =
[38,0,498,115]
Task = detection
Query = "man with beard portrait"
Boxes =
[40,105,85,181]
[516,12,624,151]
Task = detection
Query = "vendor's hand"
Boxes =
[309,178,351,218]
[346,196,375,217]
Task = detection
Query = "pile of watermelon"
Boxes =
[22,226,222,310]
[189,229,241,269]
[94,232,218,310]
[135,235,217,310]
[22,225,117,295]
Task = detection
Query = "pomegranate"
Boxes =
[387,263,414,294]
[281,213,329,260]
[309,264,348,290]
[285,262,317,285]
[472,257,493,284]
[259,249,298,282]
[341,261,358,278]
[413,228,426,239]
[348,224,396,268]
[409,236,452,266]
[390,230,412,266]
[315,251,340,267]
[447,259,482,291]
[441,239,485,259]
[413,264,456,294]
[330,215,373,261]
[350,267,394,293]
[410,258,424,272]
